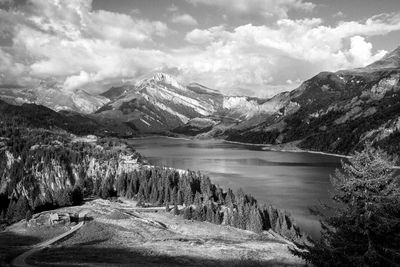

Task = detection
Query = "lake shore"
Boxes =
[130,134,352,159]
[221,139,351,159]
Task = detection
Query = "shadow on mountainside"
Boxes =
[0,231,42,266]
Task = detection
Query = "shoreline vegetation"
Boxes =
[0,124,306,250]
[223,139,351,158]
[130,134,352,159]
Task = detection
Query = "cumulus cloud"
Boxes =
[0,0,171,90]
[24,0,169,46]
[185,26,225,44]
[0,0,400,97]
[347,36,387,67]
[178,14,400,95]
[186,0,315,18]
[171,14,198,26]
[63,71,95,91]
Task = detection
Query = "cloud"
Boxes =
[0,0,172,90]
[24,0,169,46]
[171,13,198,26]
[177,14,400,95]
[0,0,400,98]
[334,11,345,18]
[347,36,386,67]
[63,71,95,90]
[185,26,225,44]
[186,0,315,18]
[0,48,30,85]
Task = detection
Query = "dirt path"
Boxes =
[12,211,88,267]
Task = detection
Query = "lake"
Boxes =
[129,136,342,237]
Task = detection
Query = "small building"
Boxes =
[49,213,59,224]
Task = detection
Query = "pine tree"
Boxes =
[212,209,221,224]
[126,179,134,198]
[7,196,30,223]
[116,173,127,196]
[100,177,114,199]
[173,201,180,215]
[184,184,193,205]
[71,185,83,205]
[164,185,170,204]
[171,187,177,204]
[165,201,170,212]
[206,204,214,222]
[293,145,400,266]
[136,191,145,207]
[183,207,192,220]
[150,184,158,204]
[225,189,235,207]
[25,210,33,221]
[177,189,183,205]
[193,191,202,207]
[215,187,224,204]
[232,209,240,228]
[249,206,263,233]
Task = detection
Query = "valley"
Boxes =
[1,47,400,157]
[1,0,400,265]
[0,43,399,267]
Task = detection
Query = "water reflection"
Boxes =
[130,137,341,238]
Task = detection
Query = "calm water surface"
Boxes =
[129,137,342,237]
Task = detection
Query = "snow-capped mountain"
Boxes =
[94,72,290,132]
[94,73,224,132]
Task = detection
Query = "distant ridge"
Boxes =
[366,45,400,70]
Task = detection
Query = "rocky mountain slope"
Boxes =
[94,73,284,133]
[224,46,400,155]
[0,73,286,134]
[94,73,223,132]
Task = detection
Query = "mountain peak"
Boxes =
[366,45,400,70]
[152,72,175,82]
[137,72,186,91]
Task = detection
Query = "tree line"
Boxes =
[0,122,303,243]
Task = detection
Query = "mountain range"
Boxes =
[1,46,400,155]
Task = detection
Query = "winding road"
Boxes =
[12,211,88,267]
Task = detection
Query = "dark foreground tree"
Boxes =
[292,145,400,266]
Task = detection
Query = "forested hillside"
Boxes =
[0,113,303,243]
[0,100,136,137]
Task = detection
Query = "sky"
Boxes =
[0,0,399,97]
